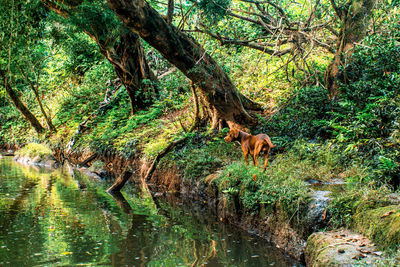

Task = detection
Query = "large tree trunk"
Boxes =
[325,0,376,99]
[100,31,158,113]
[107,0,256,129]
[41,0,157,113]
[0,69,45,134]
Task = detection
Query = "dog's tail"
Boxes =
[263,137,276,148]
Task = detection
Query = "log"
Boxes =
[80,154,97,167]
[107,169,133,193]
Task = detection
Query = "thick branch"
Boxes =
[190,28,292,56]
[0,69,45,134]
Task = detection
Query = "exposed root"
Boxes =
[80,154,97,167]
[107,168,133,193]
[143,137,188,181]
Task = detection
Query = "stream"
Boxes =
[0,157,300,266]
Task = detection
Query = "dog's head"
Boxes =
[224,128,240,142]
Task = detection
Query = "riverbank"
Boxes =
[7,134,400,266]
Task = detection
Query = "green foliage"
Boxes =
[197,0,231,24]
[15,143,52,159]
[162,132,240,181]
[264,85,332,145]
[54,62,112,128]
[48,27,103,77]
[263,33,400,187]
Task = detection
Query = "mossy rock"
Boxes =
[353,205,400,250]
[306,230,382,266]
[15,143,53,159]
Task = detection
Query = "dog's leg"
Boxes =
[242,146,249,165]
[263,147,271,172]
[251,154,256,166]
[254,144,263,167]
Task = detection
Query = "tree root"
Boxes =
[144,137,188,181]
[107,168,133,193]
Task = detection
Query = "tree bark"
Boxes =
[41,0,157,113]
[107,0,257,129]
[107,31,158,112]
[0,69,45,134]
[325,0,376,98]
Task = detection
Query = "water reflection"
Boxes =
[0,157,300,266]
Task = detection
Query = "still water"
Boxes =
[0,157,300,266]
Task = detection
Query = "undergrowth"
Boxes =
[214,161,310,219]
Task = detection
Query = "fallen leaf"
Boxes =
[357,248,371,254]
[381,210,395,218]
[352,253,367,260]
[61,252,72,255]
[374,251,383,256]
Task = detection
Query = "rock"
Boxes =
[44,159,58,168]
[305,190,331,232]
[32,156,42,165]
[13,153,60,168]
[305,230,382,266]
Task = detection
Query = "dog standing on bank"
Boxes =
[224,128,275,172]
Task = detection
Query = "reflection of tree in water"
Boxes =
[108,185,296,267]
[0,161,127,266]
[0,162,48,265]
[107,188,290,267]
[0,159,297,266]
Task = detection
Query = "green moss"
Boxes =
[15,143,53,159]
[353,205,400,250]
[305,233,334,266]
[328,187,400,251]
[161,132,240,182]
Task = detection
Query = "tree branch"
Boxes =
[167,0,174,24]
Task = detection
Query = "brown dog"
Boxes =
[224,129,275,172]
